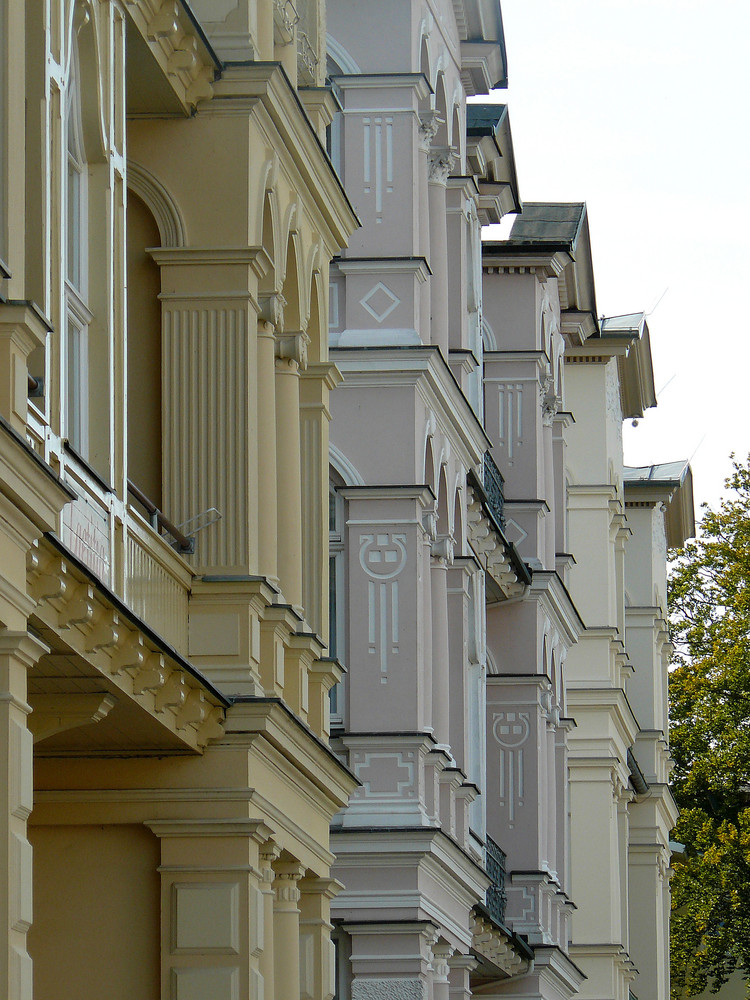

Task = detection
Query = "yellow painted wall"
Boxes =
[29,823,160,1000]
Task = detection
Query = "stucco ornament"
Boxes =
[427,147,456,184]
[418,110,442,152]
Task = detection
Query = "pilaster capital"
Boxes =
[431,533,455,565]
[0,629,50,668]
[428,147,457,185]
[430,942,453,981]
[273,858,306,904]
[298,876,344,901]
[258,290,286,328]
[418,110,441,152]
[260,840,281,885]
[447,954,478,973]
[275,329,309,368]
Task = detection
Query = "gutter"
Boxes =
[627,748,650,795]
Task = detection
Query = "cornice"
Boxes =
[149,245,272,279]
[225,698,359,807]
[330,73,431,100]
[526,570,585,645]
[0,416,76,534]
[335,256,431,282]
[482,246,572,278]
[332,346,490,464]
[338,485,435,506]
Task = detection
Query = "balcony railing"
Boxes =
[485,834,507,925]
[297,29,319,82]
[273,0,298,44]
[483,451,506,529]
[127,479,194,553]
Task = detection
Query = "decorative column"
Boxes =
[418,114,439,334]
[0,631,48,1000]
[542,396,558,569]
[545,702,558,880]
[299,877,340,1000]
[273,858,306,999]
[152,247,265,575]
[446,560,472,773]
[256,309,280,588]
[274,330,307,611]
[299,363,341,636]
[448,954,477,1000]
[259,843,279,1000]
[427,148,454,358]
[431,942,453,1000]
[430,534,453,752]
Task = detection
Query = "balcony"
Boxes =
[485,834,507,925]
[483,451,506,529]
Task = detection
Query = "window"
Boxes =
[64,39,91,456]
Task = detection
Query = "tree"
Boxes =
[670,456,750,997]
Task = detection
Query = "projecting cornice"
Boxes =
[125,0,220,116]
[624,461,695,547]
[451,0,509,92]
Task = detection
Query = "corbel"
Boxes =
[85,610,121,653]
[175,687,206,730]
[110,630,147,677]
[185,66,214,107]
[197,704,225,745]
[167,33,198,74]
[153,669,187,713]
[29,556,69,604]
[147,0,179,39]
[58,582,95,629]
[29,692,117,743]
[132,652,169,695]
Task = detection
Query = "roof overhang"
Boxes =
[624,462,695,547]
[453,0,508,92]
[467,105,521,219]
[600,314,657,419]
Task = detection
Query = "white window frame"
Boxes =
[64,39,90,456]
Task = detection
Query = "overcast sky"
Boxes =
[489,0,750,517]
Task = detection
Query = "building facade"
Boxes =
[323,2,694,995]
[0,1,357,998]
[1,1,694,999]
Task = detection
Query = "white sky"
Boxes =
[485,0,750,517]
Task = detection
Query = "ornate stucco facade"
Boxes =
[324,6,694,1000]
[2,1,694,1000]
[0,1,357,998]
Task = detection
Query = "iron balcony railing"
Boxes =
[127,479,194,554]
[483,451,506,529]
[485,834,508,926]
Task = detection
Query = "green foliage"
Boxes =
[670,457,750,997]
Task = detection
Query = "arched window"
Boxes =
[64,38,91,456]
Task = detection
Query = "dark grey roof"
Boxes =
[466,103,509,137]
[508,202,586,247]
[601,312,646,336]
[623,461,691,486]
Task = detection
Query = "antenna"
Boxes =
[646,287,669,316]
